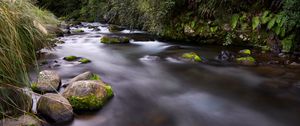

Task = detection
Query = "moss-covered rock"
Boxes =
[72,29,84,33]
[37,93,73,123]
[62,80,114,111]
[63,56,78,61]
[100,36,130,44]
[108,25,125,32]
[239,49,252,55]
[181,52,203,62]
[79,58,91,64]
[236,56,256,65]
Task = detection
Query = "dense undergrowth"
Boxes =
[0,0,58,119]
[38,0,300,53]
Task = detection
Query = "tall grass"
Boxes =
[0,0,58,119]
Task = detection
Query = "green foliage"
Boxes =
[101,36,130,44]
[252,16,260,30]
[282,34,295,52]
[231,14,240,29]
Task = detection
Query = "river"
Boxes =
[31,23,300,126]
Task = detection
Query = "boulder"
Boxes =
[62,80,114,111]
[100,36,130,44]
[37,93,73,123]
[34,70,61,93]
[239,49,252,55]
[68,71,93,84]
[0,115,42,126]
[181,52,203,62]
[216,51,235,62]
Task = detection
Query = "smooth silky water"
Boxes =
[30,23,300,126]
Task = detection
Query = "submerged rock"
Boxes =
[62,80,114,111]
[140,55,161,61]
[100,36,130,44]
[0,115,42,126]
[181,52,203,62]
[37,93,73,123]
[236,56,256,65]
[34,70,61,93]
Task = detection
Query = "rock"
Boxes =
[68,71,93,84]
[236,56,256,65]
[72,29,84,34]
[0,115,42,126]
[290,62,300,66]
[34,70,61,93]
[181,52,203,62]
[37,93,73,123]
[108,25,125,32]
[63,56,78,61]
[79,58,91,64]
[100,36,130,44]
[62,80,114,111]
[216,51,235,62]
[0,88,33,118]
[239,49,251,55]
[164,45,183,50]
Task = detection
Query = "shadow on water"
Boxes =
[31,23,300,126]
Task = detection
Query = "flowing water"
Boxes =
[32,23,300,126]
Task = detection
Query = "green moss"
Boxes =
[104,85,114,98]
[236,56,256,65]
[182,52,203,62]
[69,95,103,111]
[63,56,78,61]
[101,36,130,44]
[89,74,101,80]
[236,57,255,62]
[79,58,91,64]
[239,49,252,55]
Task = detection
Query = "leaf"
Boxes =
[191,20,196,28]
[262,11,270,18]
[252,16,260,30]
[274,25,281,35]
[280,27,286,37]
[281,34,295,52]
[267,17,276,29]
[231,14,240,29]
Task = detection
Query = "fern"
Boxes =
[231,14,240,29]
[261,11,272,24]
[252,16,260,30]
[282,34,295,52]
[267,17,276,29]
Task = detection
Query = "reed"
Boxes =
[0,0,58,119]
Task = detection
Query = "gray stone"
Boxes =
[37,93,73,123]
[36,70,61,93]
[68,71,93,84]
